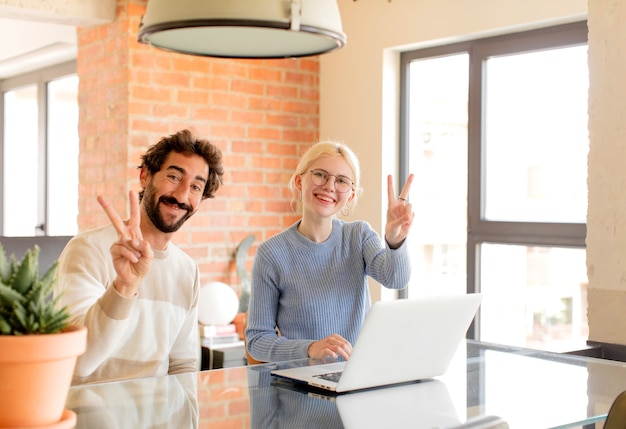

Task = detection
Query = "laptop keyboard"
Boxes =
[314,371,343,383]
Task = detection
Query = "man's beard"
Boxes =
[142,183,194,233]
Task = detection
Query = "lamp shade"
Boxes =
[198,282,240,326]
[138,0,346,59]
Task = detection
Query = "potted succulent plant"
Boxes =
[0,242,87,428]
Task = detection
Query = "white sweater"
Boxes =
[54,224,199,385]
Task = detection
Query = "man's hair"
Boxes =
[139,129,224,199]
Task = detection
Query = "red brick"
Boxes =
[76,0,319,284]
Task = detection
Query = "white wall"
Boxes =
[586,0,626,344]
[319,0,587,301]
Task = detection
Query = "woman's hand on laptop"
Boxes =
[308,334,353,360]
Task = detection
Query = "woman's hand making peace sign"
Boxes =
[97,190,154,297]
[385,174,415,249]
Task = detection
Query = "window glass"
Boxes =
[480,244,588,352]
[484,46,589,223]
[47,75,79,236]
[3,85,39,236]
[1,63,78,237]
[407,53,469,298]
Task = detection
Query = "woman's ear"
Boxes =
[294,174,303,191]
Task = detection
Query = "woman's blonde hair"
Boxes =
[289,141,363,215]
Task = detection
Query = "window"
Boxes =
[400,22,588,352]
[1,61,78,237]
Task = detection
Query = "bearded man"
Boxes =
[55,129,224,385]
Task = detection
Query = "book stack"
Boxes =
[199,323,241,347]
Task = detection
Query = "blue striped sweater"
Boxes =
[245,219,410,362]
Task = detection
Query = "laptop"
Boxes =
[270,293,482,393]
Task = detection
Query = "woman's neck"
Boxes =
[297,216,333,243]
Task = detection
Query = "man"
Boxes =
[54,129,224,385]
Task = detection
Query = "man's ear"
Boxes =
[139,166,150,187]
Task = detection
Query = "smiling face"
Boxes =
[140,151,209,233]
[295,154,355,220]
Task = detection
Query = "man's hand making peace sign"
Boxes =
[97,190,154,298]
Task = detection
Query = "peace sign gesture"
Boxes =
[385,174,415,249]
[97,190,154,297]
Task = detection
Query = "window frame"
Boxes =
[399,22,588,339]
[0,60,77,237]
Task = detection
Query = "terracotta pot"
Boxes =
[0,324,87,428]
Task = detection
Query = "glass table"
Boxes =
[66,340,626,428]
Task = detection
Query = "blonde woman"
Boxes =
[246,141,414,363]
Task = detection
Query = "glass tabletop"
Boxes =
[66,340,626,428]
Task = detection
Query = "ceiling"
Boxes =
[0,1,115,79]
[0,17,77,79]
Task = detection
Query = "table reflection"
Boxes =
[248,364,342,429]
[64,341,626,428]
[213,363,463,429]
[67,372,198,428]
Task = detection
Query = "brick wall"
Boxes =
[76,0,316,293]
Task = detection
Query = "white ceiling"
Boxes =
[0,17,77,78]
[0,0,115,79]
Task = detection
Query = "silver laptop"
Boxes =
[270,293,482,393]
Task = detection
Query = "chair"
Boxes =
[0,236,70,276]
[242,314,267,365]
[242,315,285,366]
[604,390,626,429]
[245,341,266,365]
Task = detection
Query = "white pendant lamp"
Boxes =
[138,0,346,59]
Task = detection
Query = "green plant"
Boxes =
[0,243,70,335]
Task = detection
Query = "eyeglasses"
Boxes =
[307,169,354,193]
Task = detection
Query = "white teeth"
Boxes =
[164,202,179,210]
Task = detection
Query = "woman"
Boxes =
[245,141,414,363]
